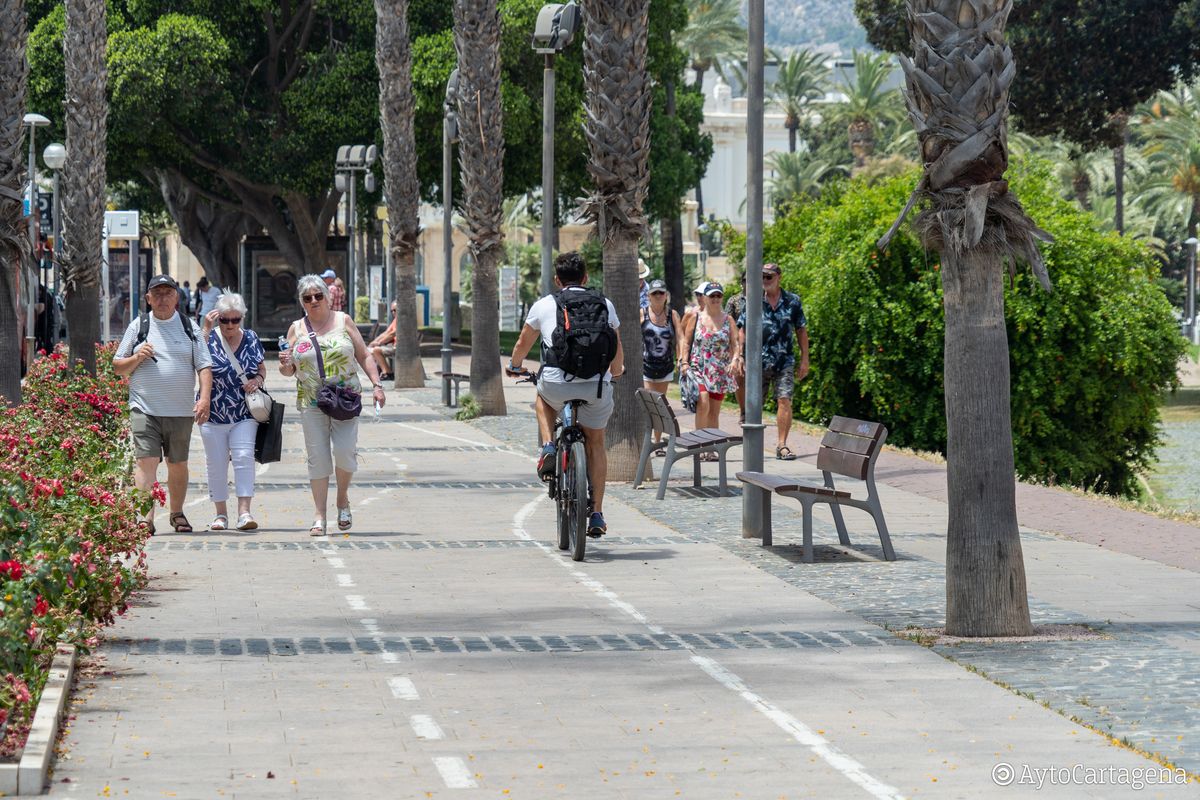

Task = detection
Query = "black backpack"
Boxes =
[134,312,198,346]
[543,288,618,397]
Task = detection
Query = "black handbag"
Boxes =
[254,397,285,464]
[305,316,362,421]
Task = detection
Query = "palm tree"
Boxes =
[453,0,506,416]
[1137,82,1200,241]
[0,0,30,403]
[765,152,844,213]
[883,0,1050,637]
[677,0,745,91]
[61,0,107,375]
[770,48,828,153]
[580,0,652,480]
[376,0,425,388]
[830,50,903,169]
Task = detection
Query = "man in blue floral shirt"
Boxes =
[737,262,809,460]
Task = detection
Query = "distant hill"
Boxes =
[763,0,869,54]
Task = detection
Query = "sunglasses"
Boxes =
[301,294,325,304]
[218,317,242,325]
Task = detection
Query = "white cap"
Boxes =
[693,280,708,295]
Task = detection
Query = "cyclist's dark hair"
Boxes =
[554,251,587,285]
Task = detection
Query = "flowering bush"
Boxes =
[0,344,152,755]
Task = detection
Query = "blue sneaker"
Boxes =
[537,443,556,482]
[587,512,607,538]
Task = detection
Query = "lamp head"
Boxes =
[42,142,66,170]
[532,2,580,53]
[23,113,50,127]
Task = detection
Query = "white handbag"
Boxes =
[218,331,273,423]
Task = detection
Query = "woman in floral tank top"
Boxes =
[681,282,742,444]
[279,275,386,536]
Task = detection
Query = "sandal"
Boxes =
[138,518,156,536]
[236,513,258,531]
[309,519,327,537]
[775,445,798,461]
[337,506,352,531]
[169,512,193,533]
[209,514,228,531]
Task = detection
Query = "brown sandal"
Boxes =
[775,445,798,461]
[169,512,193,533]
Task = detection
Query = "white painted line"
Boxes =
[379,652,399,664]
[395,422,493,448]
[255,463,270,476]
[325,557,345,569]
[336,574,355,587]
[345,595,369,611]
[510,495,905,800]
[409,714,445,740]
[433,756,477,789]
[388,677,419,700]
[186,497,207,508]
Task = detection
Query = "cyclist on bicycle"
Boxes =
[506,252,625,537]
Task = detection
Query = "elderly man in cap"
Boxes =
[113,274,213,533]
[737,262,809,460]
[321,268,345,312]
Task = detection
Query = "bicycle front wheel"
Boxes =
[566,441,588,561]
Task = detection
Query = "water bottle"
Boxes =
[277,335,289,351]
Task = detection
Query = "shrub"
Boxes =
[0,346,152,755]
[729,160,1183,497]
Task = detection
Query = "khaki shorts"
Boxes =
[131,410,194,463]
[537,378,614,430]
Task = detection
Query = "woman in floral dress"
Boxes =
[682,282,742,445]
[278,275,386,535]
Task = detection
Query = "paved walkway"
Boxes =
[47,356,1198,798]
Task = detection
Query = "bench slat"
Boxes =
[819,430,878,456]
[736,471,850,498]
[816,447,870,480]
[827,416,884,441]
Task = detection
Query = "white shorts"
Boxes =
[537,378,614,430]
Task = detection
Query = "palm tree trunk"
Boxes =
[376,0,425,388]
[61,0,108,374]
[787,123,797,153]
[454,0,506,416]
[0,0,29,403]
[1110,112,1129,236]
[890,0,1047,637]
[941,249,1032,636]
[661,217,685,314]
[581,0,652,479]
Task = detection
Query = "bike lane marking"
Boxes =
[511,494,906,800]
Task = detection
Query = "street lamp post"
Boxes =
[742,0,767,539]
[1186,237,1198,345]
[23,114,50,358]
[43,142,67,346]
[532,2,580,297]
[442,70,460,407]
[335,145,378,306]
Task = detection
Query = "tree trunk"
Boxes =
[376,0,425,388]
[787,123,797,153]
[1112,145,1125,235]
[155,236,170,276]
[1071,171,1091,211]
[61,0,108,374]
[603,235,645,478]
[454,0,507,416]
[661,217,685,314]
[942,249,1033,636]
[0,0,29,403]
[848,119,874,168]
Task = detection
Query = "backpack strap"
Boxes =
[135,313,150,346]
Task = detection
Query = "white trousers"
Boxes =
[200,419,259,502]
[298,406,359,479]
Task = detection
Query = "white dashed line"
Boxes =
[409,714,445,740]
[388,677,419,700]
[325,557,345,569]
[335,573,355,587]
[395,422,493,448]
[345,595,369,611]
[433,756,477,789]
[510,495,905,800]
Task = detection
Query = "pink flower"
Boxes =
[295,341,312,355]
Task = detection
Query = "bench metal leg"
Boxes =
[761,489,773,546]
[801,500,815,563]
[716,445,729,496]
[453,380,461,407]
[830,502,852,546]
[657,444,678,500]
[869,499,896,561]
[692,452,702,488]
[634,431,654,489]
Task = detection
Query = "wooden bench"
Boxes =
[633,389,743,499]
[435,372,469,407]
[737,416,896,563]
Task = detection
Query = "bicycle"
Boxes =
[510,368,590,561]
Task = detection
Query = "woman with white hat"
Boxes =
[638,258,651,309]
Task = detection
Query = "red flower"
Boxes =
[33,596,49,617]
[0,561,24,581]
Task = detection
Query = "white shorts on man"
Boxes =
[524,289,619,430]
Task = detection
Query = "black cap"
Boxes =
[703,282,725,297]
[647,279,667,293]
[147,274,179,291]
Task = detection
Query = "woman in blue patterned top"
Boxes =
[197,292,266,531]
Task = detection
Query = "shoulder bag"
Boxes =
[218,331,273,423]
[305,314,362,420]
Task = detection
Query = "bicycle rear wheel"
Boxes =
[555,445,570,551]
[566,441,588,561]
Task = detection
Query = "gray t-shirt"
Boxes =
[115,312,212,417]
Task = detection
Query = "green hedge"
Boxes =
[732,161,1183,497]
